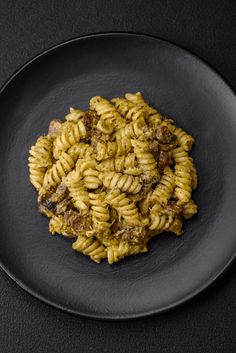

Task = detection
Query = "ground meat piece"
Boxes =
[50,184,68,203]
[156,125,173,144]
[83,110,99,129]
[158,143,172,151]
[129,193,144,203]
[44,199,57,212]
[38,184,69,215]
[64,210,92,232]
[111,222,120,234]
[149,173,160,189]
[151,181,158,190]
[113,227,147,244]
[155,150,170,169]
[91,130,110,148]
[57,183,67,194]
[38,189,55,216]
[149,140,159,156]
[38,203,54,218]
[90,132,103,148]
[80,110,99,142]
[159,135,177,151]
[167,202,183,215]
[37,187,55,204]
[48,119,62,136]
[55,199,72,215]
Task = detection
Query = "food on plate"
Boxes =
[28,92,198,264]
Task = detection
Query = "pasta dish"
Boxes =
[28,92,198,264]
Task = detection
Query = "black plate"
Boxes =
[0,33,236,320]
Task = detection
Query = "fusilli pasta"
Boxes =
[101,172,142,194]
[151,166,175,206]
[53,121,87,159]
[89,192,111,235]
[65,107,85,122]
[28,136,52,191]
[72,236,107,263]
[131,139,159,182]
[125,92,163,126]
[106,189,140,226]
[43,151,75,190]
[64,170,90,214]
[112,97,147,121]
[90,96,125,130]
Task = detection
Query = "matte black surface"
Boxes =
[0,1,236,352]
[0,33,236,320]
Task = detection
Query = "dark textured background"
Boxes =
[0,1,235,352]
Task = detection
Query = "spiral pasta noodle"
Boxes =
[172,147,193,203]
[96,155,126,173]
[65,107,85,122]
[95,140,131,160]
[131,139,159,182]
[107,241,148,264]
[89,192,111,235]
[115,117,146,142]
[106,189,140,226]
[43,151,75,190]
[29,92,198,264]
[191,163,198,190]
[68,142,94,162]
[112,97,147,121]
[53,121,87,159]
[28,136,52,191]
[90,96,125,130]
[181,199,198,219]
[172,146,193,166]
[125,92,163,126]
[72,236,107,263]
[149,210,174,232]
[149,204,183,235]
[151,167,175,206]
[174,163,192,203]
[101,172,142,194]
[172,127,194,151]
[75,158,102,189]
[111,98,134,119]
[64,170,90,214]
[96,153,139,175]
[96,119,114,134]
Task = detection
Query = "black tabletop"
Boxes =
[0,1,235,352]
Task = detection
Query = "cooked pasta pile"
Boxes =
[28,92,198,264]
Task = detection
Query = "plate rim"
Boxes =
[0,31,235,320]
